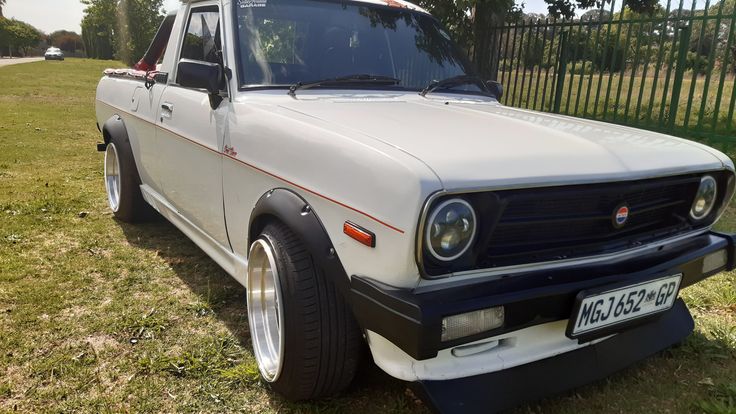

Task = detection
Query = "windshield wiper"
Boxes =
[288,74,400,97]
[419,75,486,97]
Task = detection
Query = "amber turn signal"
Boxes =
[344,221,375,248]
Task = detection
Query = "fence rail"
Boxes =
[490,0,736,148]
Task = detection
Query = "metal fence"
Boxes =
[490,0,736,147]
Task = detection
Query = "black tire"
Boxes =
[106,132,154,223]
[257,222,362,400]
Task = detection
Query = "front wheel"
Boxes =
[247,222,362,400]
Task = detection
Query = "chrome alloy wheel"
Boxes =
[247,238,285,382]
[104,143,121,212]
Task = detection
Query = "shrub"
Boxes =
[571,60,593,74]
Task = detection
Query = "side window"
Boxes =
[180,7,221,65]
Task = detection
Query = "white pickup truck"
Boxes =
[95,0,736,411]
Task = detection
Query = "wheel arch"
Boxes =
[98,113,153,222]
[248,188,351,296]
[101,114,129,146]
[100,114,145,184]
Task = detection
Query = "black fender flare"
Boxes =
[101,114,129,146]
[248,188,351,296]
[99,115,146,189]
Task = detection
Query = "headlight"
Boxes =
[425,198,477,261]
[690,175,717,220]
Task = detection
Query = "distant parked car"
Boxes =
[44,47,64,61]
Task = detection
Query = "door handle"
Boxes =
[161,102,174,120]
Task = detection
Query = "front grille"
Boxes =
[477,175,702,269]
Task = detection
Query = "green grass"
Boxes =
[1,58,735,413]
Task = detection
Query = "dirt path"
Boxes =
[0,57,44,68]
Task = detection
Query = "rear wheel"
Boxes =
[104,133,153,222]
[104,143,122,213]
[247,222,362,400]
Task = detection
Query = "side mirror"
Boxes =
[177,59,224,108]
[486,80,503,100]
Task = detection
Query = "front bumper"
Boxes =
[350,231,736,361]
[413,298,694,413]
[45,55,64,60]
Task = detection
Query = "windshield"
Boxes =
[233,0,478,93]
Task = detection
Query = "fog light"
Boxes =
[441,307,504,342]
[703,249,728,274]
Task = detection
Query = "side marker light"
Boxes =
[344,221,375,248]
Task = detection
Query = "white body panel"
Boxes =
[157,86,230,247]
[365,320,609,381]
[277,93,729,190]
[222,93,441,288]
[95,0,734,384]
[96,80,165,195]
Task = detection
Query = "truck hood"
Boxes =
[278,94,729,189]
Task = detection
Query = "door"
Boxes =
[130,83,167,194]
[156,3,230,248]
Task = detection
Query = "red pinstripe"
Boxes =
[96,100,406,234]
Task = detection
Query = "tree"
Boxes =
[81,0,165,65]
[522,33,545,69]
[0,0,5,18]
[691,0,736,74]
[704,0,736,72]
[48,30,83,53]
[0,18,43,57]
[544,0,660,19]
[580,9,612,22]
[81,0,117,59]
[116,0,165,65]
[0,19,8,55]
[418,0,519,79]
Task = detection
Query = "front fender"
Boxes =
[248,188,351,295]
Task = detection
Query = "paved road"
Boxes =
[0,57,44,68]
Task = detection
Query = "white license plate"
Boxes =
[568,274,682,338]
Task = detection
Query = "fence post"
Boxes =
[668,24,691,131]
[553,31,569,114]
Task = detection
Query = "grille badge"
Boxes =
[612,204,630,229]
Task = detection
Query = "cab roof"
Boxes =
[182,0,428,14]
